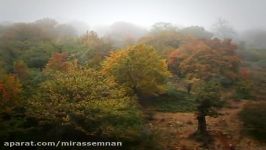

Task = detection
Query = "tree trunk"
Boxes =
[187,83,192,95]
[197,111,207,135]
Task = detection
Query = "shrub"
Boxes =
[239,102,266,141]
[235,80,252,99]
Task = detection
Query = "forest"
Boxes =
[0,1,266,150]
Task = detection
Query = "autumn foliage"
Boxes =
[1,18,265,149]
[44,52,69,73]
[102,44,171,96]
[28,65,143,139]
[169,38,240,81]
[14,60,29,80]
[0,75,22,112]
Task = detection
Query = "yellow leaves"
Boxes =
[29,66,131,117]
[102,44,171,96]
[28,65,143,138]
[101,49,127,74]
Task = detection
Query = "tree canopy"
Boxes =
[102,44,171,96]
[28,65,143,139]
[169,38,240,82]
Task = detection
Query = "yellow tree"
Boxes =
[102,44,171,96]
[28,65,143,139]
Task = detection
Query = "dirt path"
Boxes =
[147,100,266,150]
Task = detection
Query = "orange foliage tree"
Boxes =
[168,38,241,136]
[169,38,240,82]
[0,75,22,113]
[44,52,69,73]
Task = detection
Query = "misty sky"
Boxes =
[0,0,265,31]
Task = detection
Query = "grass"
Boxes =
[141,90,196,112]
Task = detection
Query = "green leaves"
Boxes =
[240,102,266,141]
[195,80,224,116]
[27,66,143,139]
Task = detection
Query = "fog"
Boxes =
[0,0,266,31]
[1,0,266,48]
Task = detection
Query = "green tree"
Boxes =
[179,26,213,39]
[78,31,113,68]
[139,23,186,55]
[102,44,171,97]
[195,81,223,135]
[0,19,78,70]
[13,60,29,81]
[150,22,178,33]
[27,65,143,139]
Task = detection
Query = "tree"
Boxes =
[0,74,22,113]
[212,18,238,40]
[80,31,104,49]
[102,44,171,97]
[44,52,69,73]
[28,65,143,139]
[150,22,178,33]
[179,26,213,39]
[139,24,187,55]
[169,38,240,138]
[78,31,113,68]
[169,39,240,82]
[194,81,223,135]
[105,22,147,48]
[235,67,252,99]
[0,19,78,70]
[13,60,29,81]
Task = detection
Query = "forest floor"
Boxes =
[145,100,266,150]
